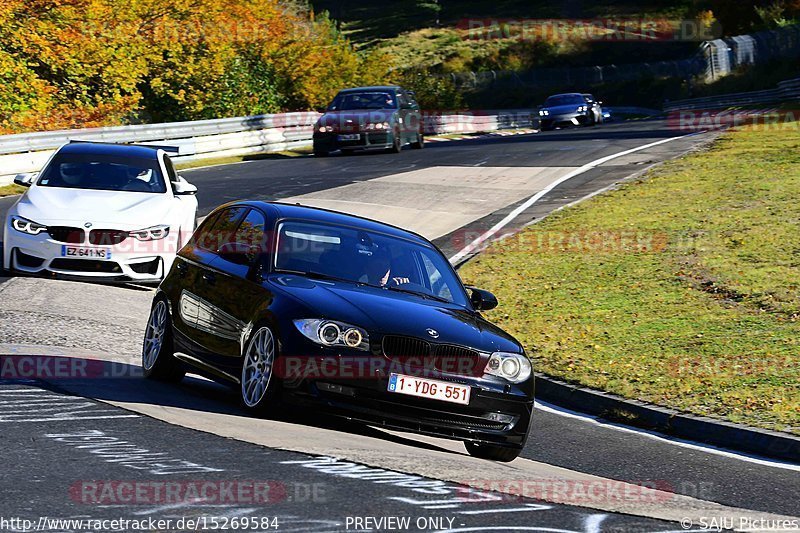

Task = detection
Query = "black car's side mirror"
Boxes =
[467,287,499,311]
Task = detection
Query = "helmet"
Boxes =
[60,163,86,186]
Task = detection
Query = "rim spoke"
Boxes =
[142,301,168,370]
[241,327,274,407]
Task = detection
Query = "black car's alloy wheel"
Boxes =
[241,326,278,412]
[464,441,521,462]
[142,299,185,382]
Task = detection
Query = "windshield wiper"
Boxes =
[384,285,451,304]
[277,269,356,284]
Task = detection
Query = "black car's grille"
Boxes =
[89,229,128,245]
[366,398,512,431]
[382,336,485,376]
[433,344,484,376]
[50,258,122,273]
[47,226,84,243]
[382,335,431,358]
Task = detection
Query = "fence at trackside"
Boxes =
[663,77,800,111]
[0,109,538,185]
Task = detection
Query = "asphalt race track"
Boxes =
[2,120,799,532]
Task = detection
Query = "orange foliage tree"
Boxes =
[0,0,388,133]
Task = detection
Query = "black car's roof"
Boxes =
[336,86,402,93]
[57,142,163,160]
[546,92,584,98]
[230,201,431,247]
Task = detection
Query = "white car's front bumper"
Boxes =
[3,225,180,283]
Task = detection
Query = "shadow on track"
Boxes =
[20,355,457,455]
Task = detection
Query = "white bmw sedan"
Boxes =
[3,141,198,283]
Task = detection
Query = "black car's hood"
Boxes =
[270,275,522,354]
[543,103,583,114]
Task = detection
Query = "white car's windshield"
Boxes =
[37,153,167,193]
[274,220,468,306]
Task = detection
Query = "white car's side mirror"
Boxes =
[174,176,197,195]
[13,172,37,187]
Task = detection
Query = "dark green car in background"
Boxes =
[313,86,425,156]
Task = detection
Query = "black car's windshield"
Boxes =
[327,91,398,111]
[37,153,167,193]
[275,220,468,306]
[544,94,585,106]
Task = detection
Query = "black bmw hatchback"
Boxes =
[142,202,533,461]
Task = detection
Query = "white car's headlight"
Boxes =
[293,319,369,351]
[11,216,47,236]
[484,352,532,383]
[130,225,170,241]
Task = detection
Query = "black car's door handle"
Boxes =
[202,271,216,285]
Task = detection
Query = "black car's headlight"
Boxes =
[130,225,170,241]
[11,216,47,236]
[484,352,532,383]
[293,319,370,351]
[539,109,550,116]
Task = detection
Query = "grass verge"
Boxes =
[0,184,25,197]
[459,125,800,434]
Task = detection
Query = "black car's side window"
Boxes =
[195,207,247,253]
[223,209,267,261]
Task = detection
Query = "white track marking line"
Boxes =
[535,400,800,472]
[448,132,704,264]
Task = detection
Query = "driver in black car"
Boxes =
[360,248,410,287]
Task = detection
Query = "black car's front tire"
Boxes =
[464,441,521,462]
[240,325,280,414]
[142,298,185,382]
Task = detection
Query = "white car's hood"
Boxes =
[14,186,175,229]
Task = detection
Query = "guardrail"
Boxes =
[663,76,800,111]
[0,109,540,185]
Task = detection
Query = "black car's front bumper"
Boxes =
[277,347,534,450]
[313,131,394,152]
